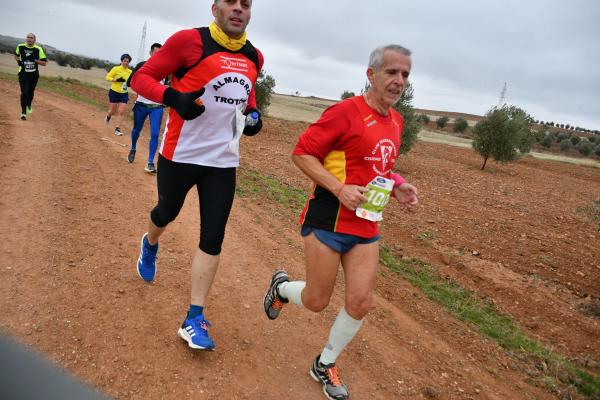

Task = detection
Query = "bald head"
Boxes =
[211,0,252,39]
[26,33,36,46]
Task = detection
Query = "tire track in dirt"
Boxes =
[0,78,567,399]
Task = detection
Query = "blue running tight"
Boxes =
[130,103,164,163]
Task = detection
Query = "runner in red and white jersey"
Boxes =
[131,0,264,352]
[132,12,263,166]
[263,45,418,400]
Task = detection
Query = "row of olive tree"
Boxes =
[539,131,600,157]
[53,52,112,71]
[537,120,598,135]
[416,114,469,133]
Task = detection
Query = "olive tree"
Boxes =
[392,82,420,154]
[453,117,469,133]
[560,139,572,152]
[577,140,593,156]
[416,114,430,124]
[254,70,276,115]
[436,116,449,128]
[472,105,534,170]
[341,90,355,100]
[541,133,553,148]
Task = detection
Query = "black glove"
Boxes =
[163,87,206,120]
[242,108,263,136]
[115,77,126,82]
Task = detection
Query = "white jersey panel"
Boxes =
[136,94,159,105]
[136,78,166,105]
[160,71,253,167]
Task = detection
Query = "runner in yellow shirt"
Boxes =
[104,54,132,136]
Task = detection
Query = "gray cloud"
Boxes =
[2,0,598,128]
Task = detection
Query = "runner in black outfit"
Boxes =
[14,33,47,120]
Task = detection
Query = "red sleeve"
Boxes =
[293,100,357,160]
[246,48,264,111]
[131,29,204,103]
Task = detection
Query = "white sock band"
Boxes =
[320,307,363,365]
[278,281,305,307]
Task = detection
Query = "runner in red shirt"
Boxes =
[132,0,263,352]
[264,45,418,400]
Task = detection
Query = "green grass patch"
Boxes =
[37,76,105,109]
[380,249,543,351]
[0,71,106,110]
[235,167,597,397]
[416,230,437,242]
[236,166,308,210]
[0,71,17,81]
[234,166,597,397]
[576,200,600,231]
[380,248,600,398]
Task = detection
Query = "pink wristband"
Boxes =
[390,172,406,188]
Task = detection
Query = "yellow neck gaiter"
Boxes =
[209,21,247,51]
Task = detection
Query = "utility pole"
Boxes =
[497,82,507,107]
[137,21,147,63]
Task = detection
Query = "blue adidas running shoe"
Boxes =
[177,315,215,350]
[137,233,158,282]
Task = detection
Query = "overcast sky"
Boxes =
[2,0,599,129]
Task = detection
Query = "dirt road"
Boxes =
[1,79,598,399]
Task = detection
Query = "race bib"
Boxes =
[24,61,36,72]
[228,104,246,156]
[121,82,128,92]
[355,176,394,222]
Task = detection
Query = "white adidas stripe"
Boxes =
[185,326,196,337]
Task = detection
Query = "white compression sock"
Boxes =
[278,281,306,307]
[320,307,363,365]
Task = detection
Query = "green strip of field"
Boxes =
[0,72,105,110]
[379,250,599,398]
[236,164,599,398]
[236,167,308,210]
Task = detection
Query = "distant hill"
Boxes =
[0,34,111,71]
[415,108,483,122]
[0,34,59,55]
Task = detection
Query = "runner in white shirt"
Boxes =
[126,43,166,173]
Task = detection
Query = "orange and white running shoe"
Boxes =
[309,355,349,400]
[263,270,289,320]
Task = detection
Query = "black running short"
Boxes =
[150,154,236,255]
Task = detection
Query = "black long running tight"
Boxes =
[18,72,39,114]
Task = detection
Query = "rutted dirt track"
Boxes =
[0,79,599,399]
